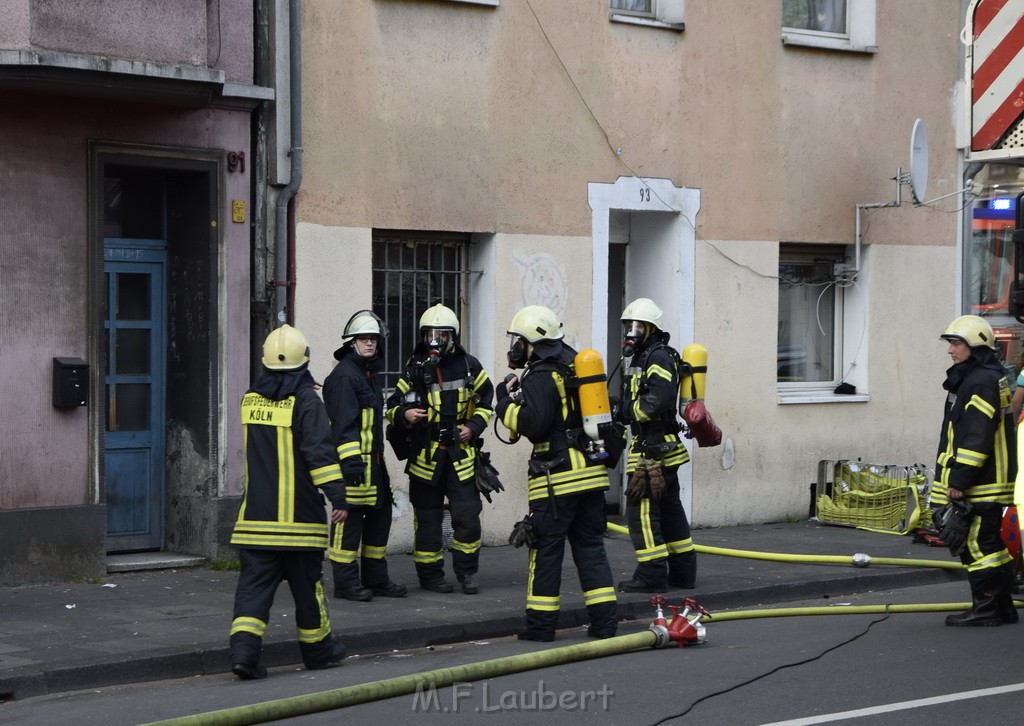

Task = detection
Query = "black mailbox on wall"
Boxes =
[53,357,89,407]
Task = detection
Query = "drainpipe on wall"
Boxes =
[251,0,272,379]
[274,0,302,325]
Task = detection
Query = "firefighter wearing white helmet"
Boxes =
[385,303,494,595]
[495,305,619,642]
[931,314,1017,626]
[230,324,348,678]
[616,298,696,593]
[324,310,407,602]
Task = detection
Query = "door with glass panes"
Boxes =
[104,240,166,551]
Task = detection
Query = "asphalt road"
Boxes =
[2,580,1020,726]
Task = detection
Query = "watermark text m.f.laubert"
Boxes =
[411,680,615,713]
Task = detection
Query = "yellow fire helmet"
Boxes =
[262,324,310,370]
[419,303,460,336]
[508,305,563,343]
[940,315,996,349]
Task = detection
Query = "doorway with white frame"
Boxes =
[588,176,700,517]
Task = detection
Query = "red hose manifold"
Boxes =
[649,595,710,648]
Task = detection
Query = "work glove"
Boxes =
[498,378,524,405]
[936,500,974,556]
[508,516,537,548]
[625,463,649,502]
[342,457,365,486]
[474,452,504,504]
[646,461,666,501]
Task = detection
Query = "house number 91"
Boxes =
[227,151,246,173]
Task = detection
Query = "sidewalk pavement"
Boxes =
[0,519,965,701]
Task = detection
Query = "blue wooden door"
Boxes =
[104,240,167,551]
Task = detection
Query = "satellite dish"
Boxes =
[909,118,928,204]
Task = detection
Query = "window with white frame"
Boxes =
[372,231,471,390]
[609,0,684,30]
[777,245,847,390]
[781,0,876,54]
[611,0,654,17]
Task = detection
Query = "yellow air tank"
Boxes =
[680,343,709,401]
[573,348,612,446]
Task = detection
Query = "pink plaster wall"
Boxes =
[0,0,31,47]
[3,0,253,83]
[0,91,250,509]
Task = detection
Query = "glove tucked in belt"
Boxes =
[626,457,665,501]
[934,500,974,556]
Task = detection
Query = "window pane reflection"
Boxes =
[117,273,150,321]
[107,384,149,431]
[116,329,150,375]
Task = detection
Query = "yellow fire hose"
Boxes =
[605,522,966,570]
[142,598,1024,726]
[142,525,1016,725]
[143,631,659,726]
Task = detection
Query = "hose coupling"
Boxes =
[852,553,872,568]
[649,623,672,648]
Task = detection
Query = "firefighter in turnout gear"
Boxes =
[385,304,494,594]
[325,310,407,602]
[495,305,618,642]
[616,298,697,593]
[933,315,1018,626]
[229,325,348,679]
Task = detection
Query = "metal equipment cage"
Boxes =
[815,460,934,535]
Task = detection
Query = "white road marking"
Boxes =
[759,682,1024,725]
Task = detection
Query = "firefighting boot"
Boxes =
[945,593,1002,626]
[997,564,1019,624]
[946,573,1003,627]
[519,610,558,642]
[668,550,697,589]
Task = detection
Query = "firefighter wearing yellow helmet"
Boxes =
[616,298,696,593]
[495,305,619,642]
[229,324,348,678]
[325,310,407,602]
[385,303,494,595]
[932,314,1017,626]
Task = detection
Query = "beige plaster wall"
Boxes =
[296,223,374,383]
[295,0,963,536]
[295,224,602,550]
[300,0,959,247]
[693,240,955,526]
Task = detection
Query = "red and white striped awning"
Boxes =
[971,0,1024,154]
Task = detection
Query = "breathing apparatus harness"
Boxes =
[387,343,480,461]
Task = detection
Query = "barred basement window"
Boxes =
[372,231,471,390]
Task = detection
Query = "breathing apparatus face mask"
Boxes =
[423,328,453,365]
[507,334,530,370]
[622,321,648,358]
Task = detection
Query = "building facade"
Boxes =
[0,0,281,584]
[4,0,991,584]
[294,0,965,551]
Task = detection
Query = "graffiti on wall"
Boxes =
[511,251,568,319]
